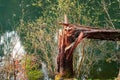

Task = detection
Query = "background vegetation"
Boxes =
[0,0,120,79]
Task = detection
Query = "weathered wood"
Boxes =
[59,23,120,41]
[56,15,120,79]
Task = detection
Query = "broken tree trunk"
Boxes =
[55,15,120,79]
[59,23,120,41]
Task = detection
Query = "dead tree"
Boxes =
[56,15,120,79]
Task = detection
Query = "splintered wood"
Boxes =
[56,15,120,79]
[57,15,84,78]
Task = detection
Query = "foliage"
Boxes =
[0,57,14,79]
[21,54,43,80]
[18,18,57,74]
[15,0,120,79]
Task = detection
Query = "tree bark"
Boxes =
[56,24,84,79]
[60,23,120,41]
[56,18,120,79]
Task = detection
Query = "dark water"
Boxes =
[0,0,20,32]
[0,0,41,33]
